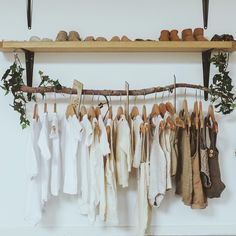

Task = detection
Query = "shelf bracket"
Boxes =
[27,0,32,30]
[23,49,34,100]
[202,48,212,100]
[202,0,209,29]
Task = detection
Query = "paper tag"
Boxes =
[72,80,83,115]
[125,81,129,120]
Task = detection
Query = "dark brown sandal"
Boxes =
[56,31,68,41]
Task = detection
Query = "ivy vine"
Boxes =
[1,60,62,129]
[210,51,236,114]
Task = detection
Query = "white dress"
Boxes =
[132,115,143,168]
[38,113,51,204]
[114,114,132,188]
[62,115,83,195]
[77,114,93,215]
[148,115,166,207]
[162,112,172,190]
[25,118,43,226]
[49,112,61,197]
[105,118,118,224]
[89,115,110,224]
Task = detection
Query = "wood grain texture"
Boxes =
[0,41,235,53]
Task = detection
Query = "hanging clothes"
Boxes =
[199,120,211,189]
[148,115,166,207]
[169,126,178,177]
[190,113,207,209]
[38,112,51,204]
[204,117,225,198]
[136,121,150,236]
[132,115,143,168]
[160,112,172,190]
[114,114,132,188]
[25,118,43,226]
[62,115,83,195]
[89,115,110,224]
[49,112,61,197]
[175,110,193,206]
[77,114,93,215]
[104,118,118,224]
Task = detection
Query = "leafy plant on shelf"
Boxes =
[1,60,62,129]
[210,51,236,115]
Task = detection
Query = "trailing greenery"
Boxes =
[1,61,62,129]
[210,51,236,114]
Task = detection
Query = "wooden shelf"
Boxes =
[0,41,235,53]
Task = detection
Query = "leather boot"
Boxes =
[194,28,208,41]
[56,31,68,41]
[182,29,195,41]
[170,30,181,41]
[159,30,170,41]
[68,31,81,41]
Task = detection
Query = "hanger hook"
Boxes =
[143,92,146,105]
[155,91,157,102]
[120,93,122,105]
[200,89,202,101]
[185,87,187,99]
[168,88,171,101]
[134,95,137,106]
[195,89,198,101]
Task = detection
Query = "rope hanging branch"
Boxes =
[20,83,212,96]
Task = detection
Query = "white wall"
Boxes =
[0,0,236,235]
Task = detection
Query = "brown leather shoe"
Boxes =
[194,28,208,41]
[68,31,81,41]
[182,29,195,41]
[84,36,95,41]
[56,31,68,41]
[170,30,181,41]
[159,30,170,41]
[96,37,107,41]
[121,35,131,41]
[110,36,120,41]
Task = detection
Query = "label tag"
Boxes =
[72,80,83,115]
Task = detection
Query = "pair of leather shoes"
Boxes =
[182,28,207,41]
[56,31,81,41]
[211,34,234,41]
[159,30,181,41]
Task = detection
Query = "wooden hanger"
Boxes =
[33,103,39,120]
[66,104,76,119]
[150,103,160,119]
[95,106,101,119]
[193,100,199,129]
[142,104,147,123]
[159,101,175,130]
[166,101,185,128]
[80,105,87,117]
[199,99,204,129]
[183,89,191,127]
[208,104,218,133]
[116,106,124,120]
[108,106,113,119]
[159,102,167,117]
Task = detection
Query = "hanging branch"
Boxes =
[19,83,211,96]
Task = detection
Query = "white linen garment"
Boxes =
[132,115,143,168]
[77,114,93,215]
[162,112,172,190]
[25,118,43,226]
[148,115,167,207]
[114,114,132,188]
[49,112,61,197]
[105,118,118,224]
[38,113,51,204]
[89,116,110,223]
[62,115,83,194]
